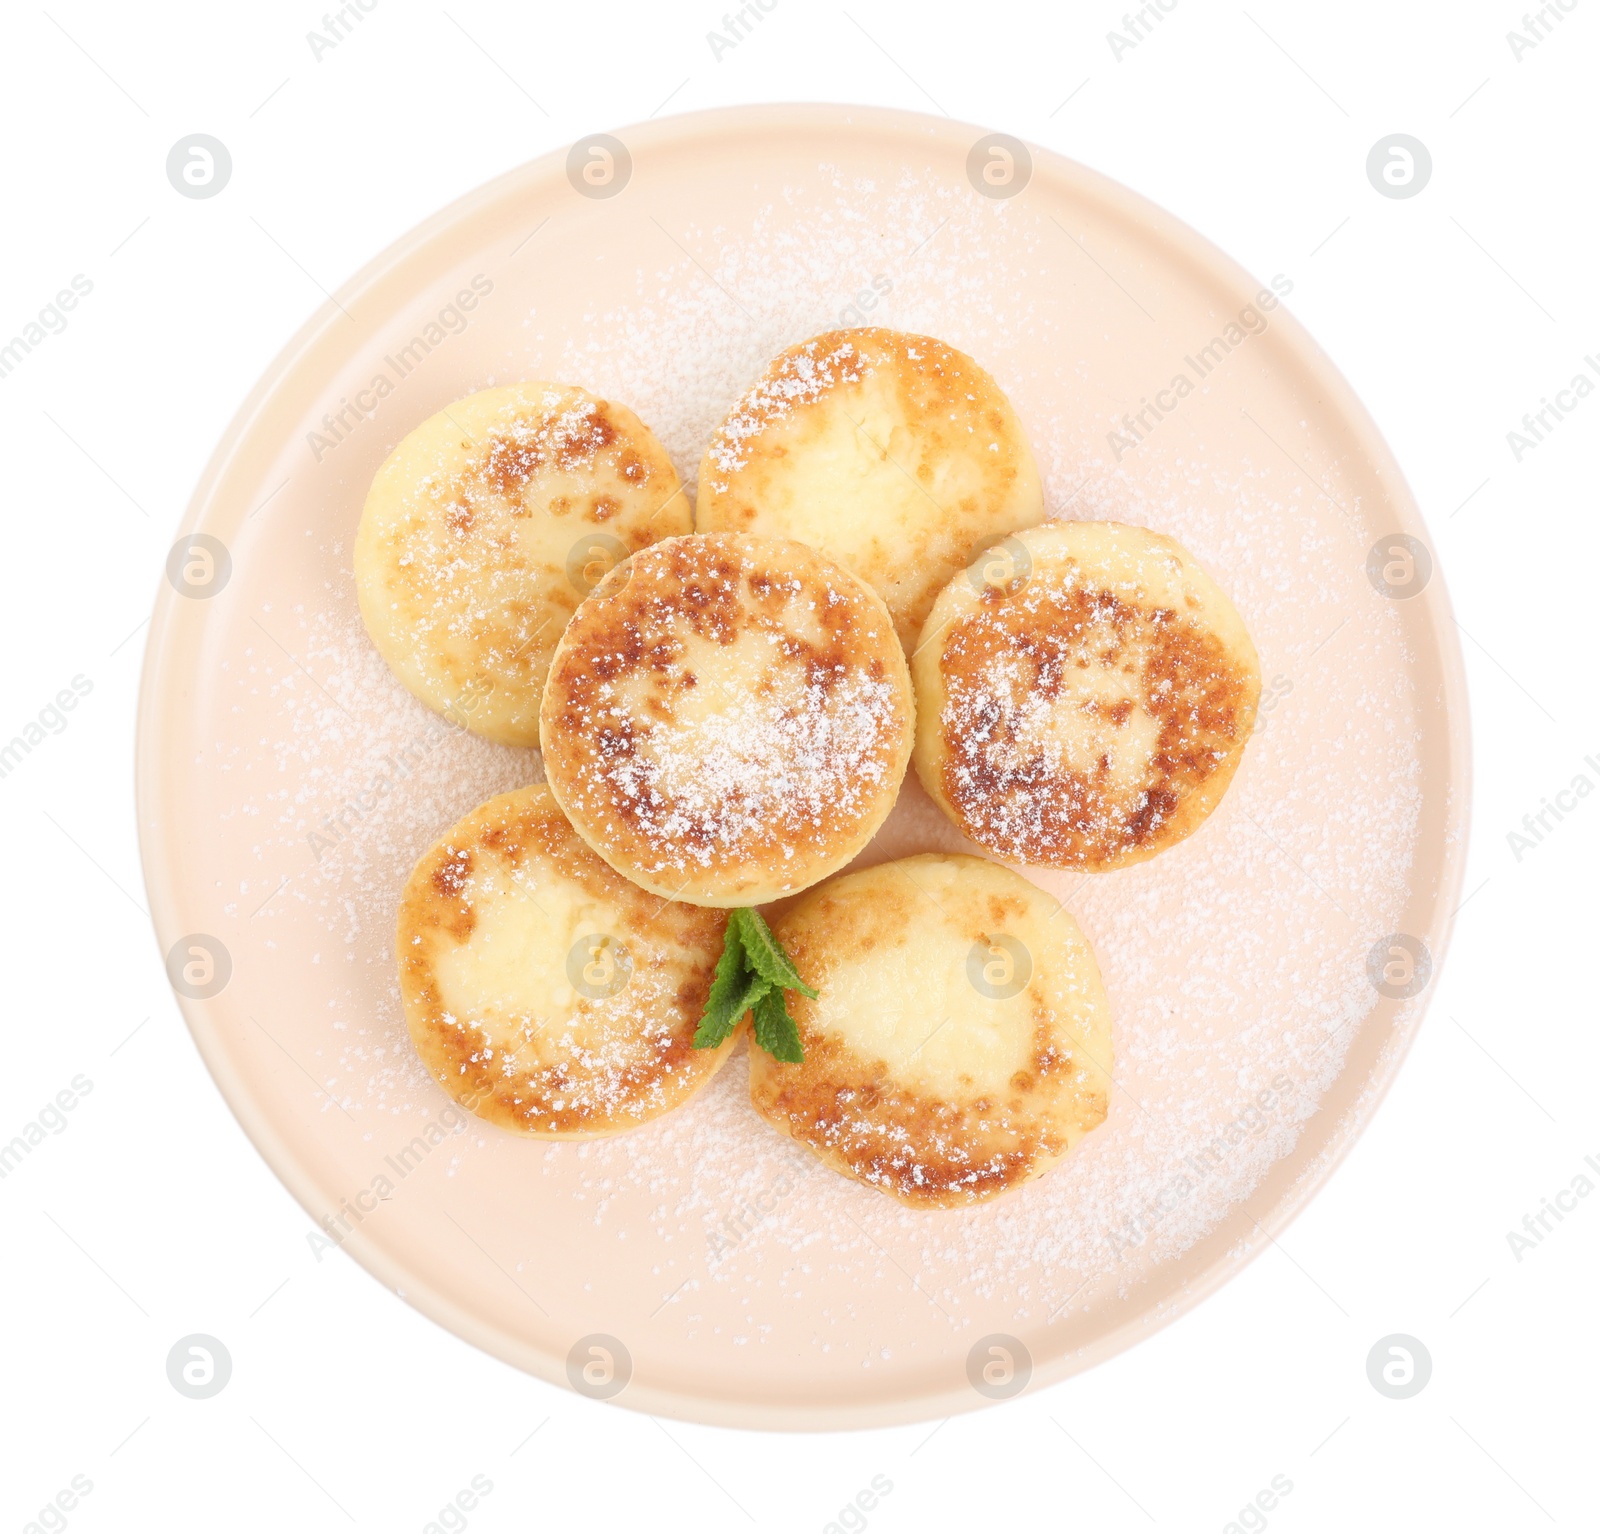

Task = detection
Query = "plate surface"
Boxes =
[137,104,1468,1428]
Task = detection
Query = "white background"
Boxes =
[1,2,1595,1529]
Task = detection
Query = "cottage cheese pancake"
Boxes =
[696,328,1045,651]
[397,785,737,1137]
[540,532,914,907]
[355,383,690,747]
[912,520,1260,870]
[749,855,1112,1208]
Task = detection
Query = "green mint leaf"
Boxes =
[752,987,805,1064]
[692,920,752,1049]
[732,907,818,999]
[693,921,769,1050]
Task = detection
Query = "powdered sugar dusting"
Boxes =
[210,158,1440,1381]
[931,536,1256,868]
[540,533,911,897]
[702,333,866,485]
[596,647,895,873]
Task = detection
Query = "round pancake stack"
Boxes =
[355,333,1261,1203]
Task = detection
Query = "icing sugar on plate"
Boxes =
[149,108,1460,1424]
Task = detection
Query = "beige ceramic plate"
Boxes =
[137,104,1468,1429]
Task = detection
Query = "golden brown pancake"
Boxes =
[912,520,1261,870]
[748,854,1112,1209]
[696,328,1045,651]
[397,785,738,1137]
[539,531,914,907]
[355,383,690,747]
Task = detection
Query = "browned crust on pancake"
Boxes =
[357,385,689,746]
[397,785,732,1136]
[751,859,1110,1209]
[539,531,914,902]
[702,329,1019,489]
[752,1012,1085,1209]
[934,574,1257,869]
[697,328,1046,650]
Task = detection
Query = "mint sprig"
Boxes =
[692,906,813,1062]
[693,933,754,1048]
[731,907,818,998]
[751,987,804,1064]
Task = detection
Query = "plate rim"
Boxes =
[136,100,1472,1430]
